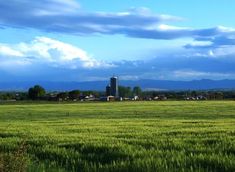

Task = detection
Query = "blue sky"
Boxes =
[0,0,235,82]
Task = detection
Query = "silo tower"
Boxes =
[110,76,119,97]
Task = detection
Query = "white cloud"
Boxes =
[0,45,24,57]
[173,70,235,80]
[19,37,92,62]
[119,75,140,81]
[208,50,214,56]
[216,26,235,33]
[187,40,212,47]
[158,24,189,31]
[0,37,114,69]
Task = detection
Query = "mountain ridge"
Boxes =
[1,79,235,91]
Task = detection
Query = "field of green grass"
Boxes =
[0,101,235,171]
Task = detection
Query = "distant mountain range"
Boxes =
[0,79,235,91]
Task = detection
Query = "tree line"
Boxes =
[0,85,235,101]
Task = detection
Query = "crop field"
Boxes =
[0,101,235,171]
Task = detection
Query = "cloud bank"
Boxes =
[1,1,235,53]
[1,1,235,81]
[1,37,235,81]
[0,1,180,35]
[0,1,234,39]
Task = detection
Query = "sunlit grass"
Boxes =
[0,101,235,171]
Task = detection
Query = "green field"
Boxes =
[0,101,235,171]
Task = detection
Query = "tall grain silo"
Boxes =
[106,84,111,96]
[110,76,119,97]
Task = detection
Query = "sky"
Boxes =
[0,0,235,82]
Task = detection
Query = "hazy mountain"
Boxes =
[1,79,235,91]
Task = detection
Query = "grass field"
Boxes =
[0,101,235,171]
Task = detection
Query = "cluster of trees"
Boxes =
[118,86,142,97]
[56,90,100,101]
[117,86,229,100]
[1,84,235,101]
[141,90,230,100]
[27,85,101,101]
[0,92,28,101]
[28,85,46,100]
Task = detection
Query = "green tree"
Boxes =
[133,86,142,96]
[68,90,80,100]
[57,92,68,101]
[215,92,224,100]
[118,86,132,97]
[28,85,46,100]
[191,91,197,97]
